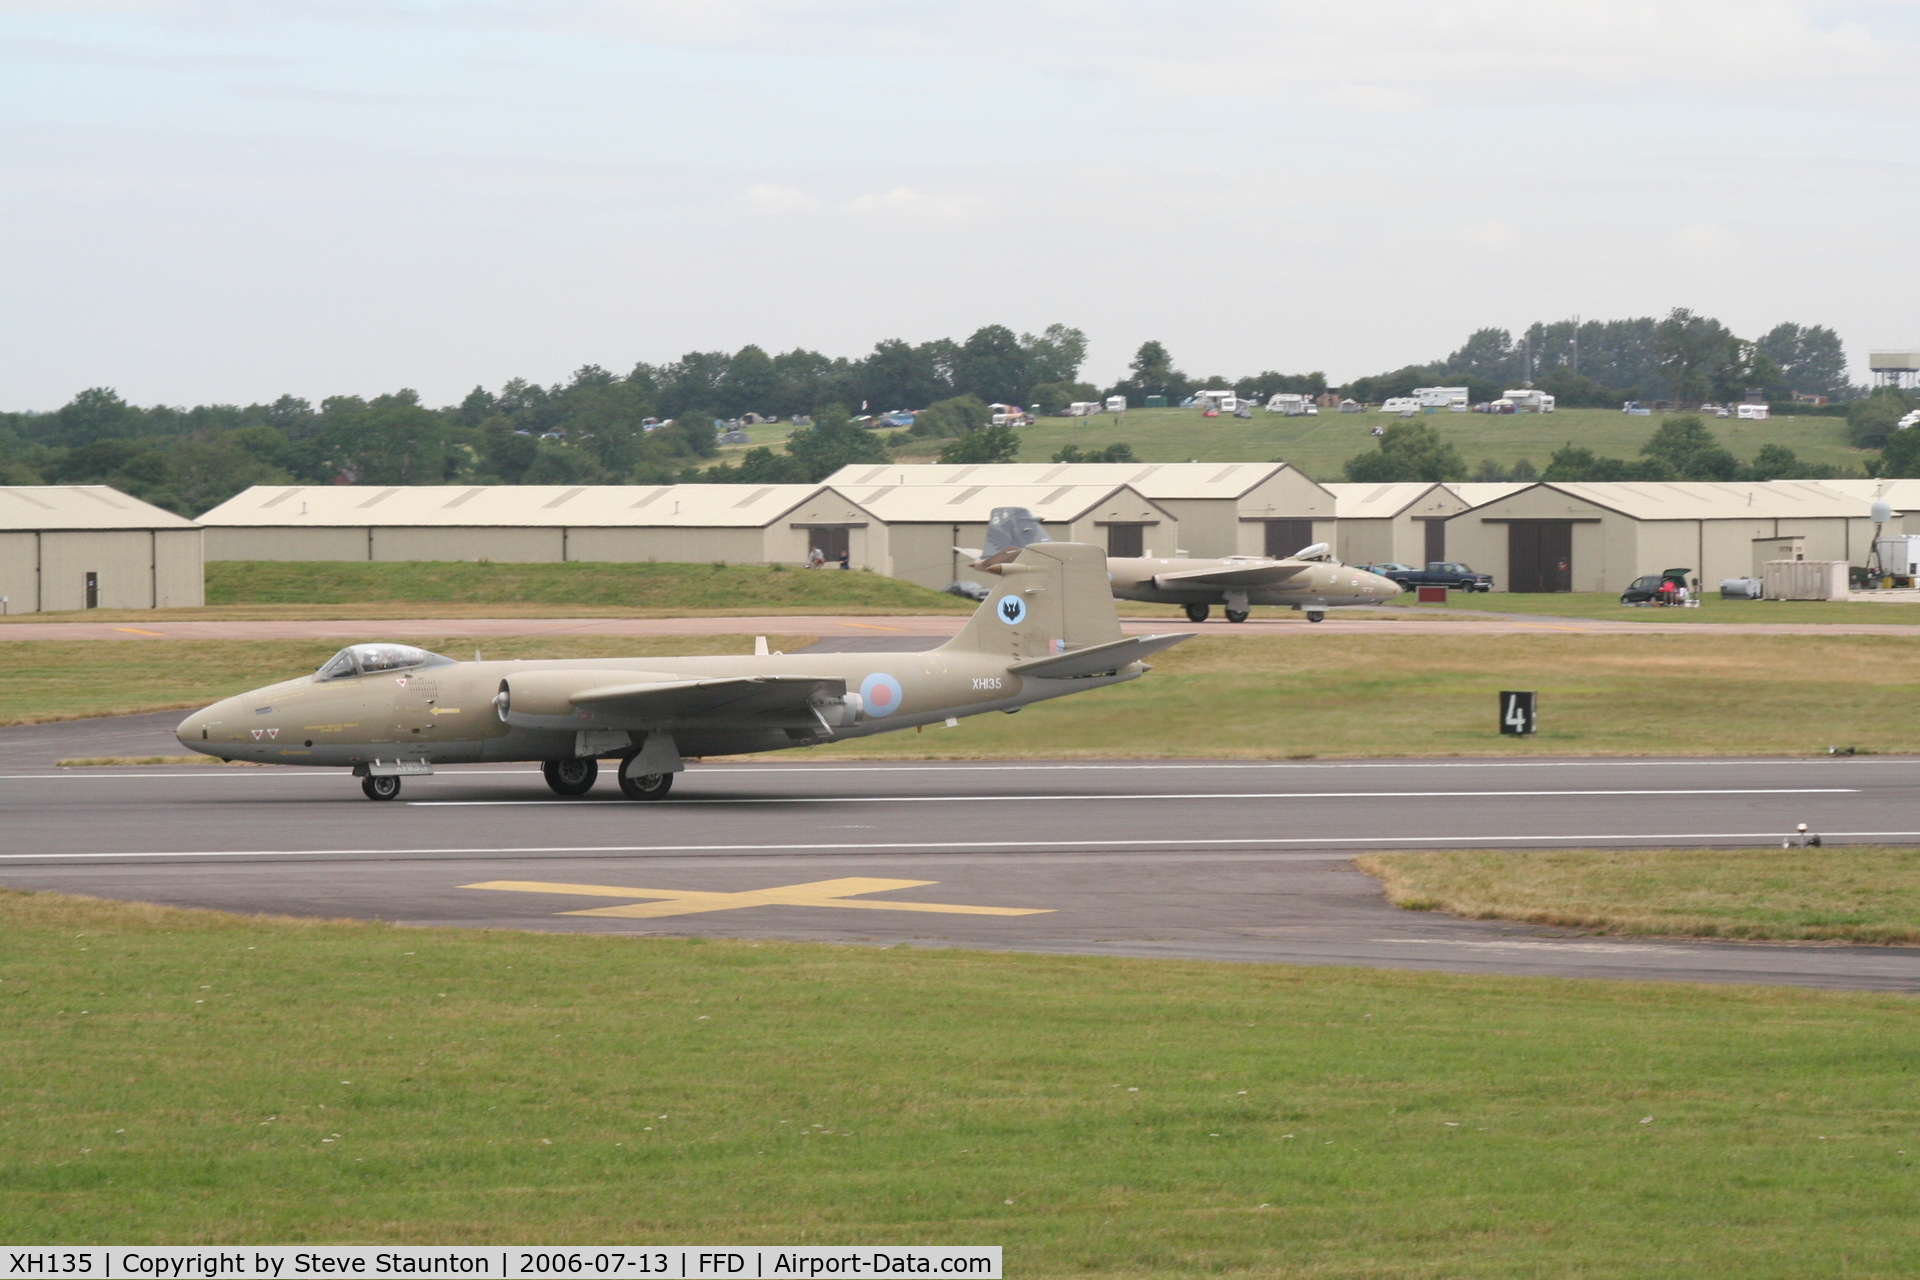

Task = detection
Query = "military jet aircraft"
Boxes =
[961,507,1402,623]
[174,542,1190,801]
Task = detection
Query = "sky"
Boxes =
[1,0,1916,410]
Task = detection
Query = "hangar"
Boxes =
[825,462,1332,559]
[1326,483,1531,568]
[1443,481,1876,593]
[0,485,202,613]
[196,484,883,568]
[831,483,1177,589]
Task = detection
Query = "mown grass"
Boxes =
[1011,406,1868,479]
[1358,847,1920,945]
[0,636,812,726]
[204,561,974,613]
[10,633,1920,756]
[5,888,1920,1275]
[1411,592,1920,625]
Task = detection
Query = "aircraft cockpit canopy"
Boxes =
[315,643,456,682]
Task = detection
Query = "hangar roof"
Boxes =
[1499,481,1870,521]
[826,462,1313,500]
[1814,479,1920,512]
[0,486,198,531]
[1323,482,1462,519]
[1447,482,1533,508]
[837,483,1174,524]
[195,484,841,528]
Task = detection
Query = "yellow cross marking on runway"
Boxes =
[461,877,1053,919]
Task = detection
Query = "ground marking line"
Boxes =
[110,627,165,636]
[837,621,910,632]
[9,830,1920,862]
[412,787,1858,807]
[464,876,1050,919]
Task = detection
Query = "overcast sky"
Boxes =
[1,1,1915,410]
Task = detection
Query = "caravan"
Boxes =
[1413,386,1469,411]
[1380,397,1422,416]
[1265,393,1312,416]
[1502,389,1556,413]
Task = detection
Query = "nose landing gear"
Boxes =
[1306,610,1326,623]
[543,757,600,796]
[1225,608,1250,623]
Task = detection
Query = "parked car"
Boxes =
[1357,563,1416,588]
[1620,568,1692,605]
[1380,562,1495,592]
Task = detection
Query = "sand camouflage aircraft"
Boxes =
[961,507,1403,623]
[175,542,1191,801]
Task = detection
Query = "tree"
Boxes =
[1745,443,1833,481]
[910,395,992,438]
[1878,424,1920,478]
[703,446,809,484]
[1029,381,1100,416]
[1109,340,1190,403]
[784,404,887,481]
[52,388,141,446]
[1443,329,1521,385]
[1756,323,1850,400]
[1847,389,1914,450]
[1052,442,1135,463]
[1652,308,1737,405]
[1020,324,1088,386]
[952,325,1031,404]
[1541,444,1673,482]
[1342,423,1466,483]
[718,345,776,416]
[939,425,1021,464]
[861,339,949,411]
[1640,415,1740,480]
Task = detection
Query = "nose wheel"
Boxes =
[361,774,402,801]
[543,758,600,796]
[1306,610,1326,623]
[618,756,675,801]
[1225,608,1250,623]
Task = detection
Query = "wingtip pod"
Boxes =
[939,541,1123,661]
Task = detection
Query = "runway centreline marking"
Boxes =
[411,787,1859,806]
[8,829,1919,862]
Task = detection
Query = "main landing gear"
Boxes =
[618,755,674,801]
[1225,608,1251,624]
[543,757,599,796]
[1306,610,1326,623]
[1184,603,1211,622]
[362,774,402,801]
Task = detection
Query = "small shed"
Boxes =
[196,484,881,568]
[826,461,1331,559]
[835,483,1177,589]
[0,485,202,613]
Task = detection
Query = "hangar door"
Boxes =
[1263,519,1314,558]
[1507,521,1573,593]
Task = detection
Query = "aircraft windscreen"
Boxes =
[315,644,454,681]
[982,507,1051,558]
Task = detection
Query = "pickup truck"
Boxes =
[1366,561,1496,592]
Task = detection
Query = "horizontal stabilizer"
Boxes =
[572,674,845,723]
[1006,632,1193,680]
[1152,561,1311,589]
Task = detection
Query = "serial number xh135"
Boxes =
[175,542,1191,801]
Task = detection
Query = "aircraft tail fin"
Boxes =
[939,541,1123,662]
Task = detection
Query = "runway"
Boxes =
[4,711,1918,992]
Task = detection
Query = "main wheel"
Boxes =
[1184,603,1211,623]
[618,759,675,801]
[542,757,599,796]
[1306,610,1326,623]
[1225,608,1250,623]
[361,774,402,801]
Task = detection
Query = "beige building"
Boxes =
[197,484,884,568]
[1327,483,1464,566]
[826,462,1332,559]
[832,483,1177,589]
[0,486,202,613]
[1444,481,1876,593]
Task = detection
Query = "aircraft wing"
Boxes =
[1006,633,1194,680]
[1151,562,1311,589]
[571,675,845,724]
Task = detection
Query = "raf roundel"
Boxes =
[997,594,1028,626]
[859,672,905,718]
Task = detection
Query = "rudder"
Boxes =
[940,542,1122,660]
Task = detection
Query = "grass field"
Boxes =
[1006,406,1868,480]
[11,633,1920,759]
[6,888,1919,1274]
[1360,848,1920,945]
[1411,592,1920,625]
